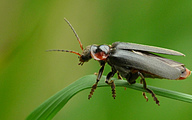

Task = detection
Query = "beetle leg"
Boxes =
[142,91,148,102]
[105,68,117,99]
[117,71,128,90]
[117,72,122,80]
[138,72,160,106]
[88,64,105,99]
[139,78,148,101]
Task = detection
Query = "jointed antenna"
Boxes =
[64,18,84,51]
[46,49,81,56]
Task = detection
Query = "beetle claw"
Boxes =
[153,95,160,106]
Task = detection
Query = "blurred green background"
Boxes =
[1,0,192,120]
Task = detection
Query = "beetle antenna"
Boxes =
[64,18,84,51]
[46,49,81,57]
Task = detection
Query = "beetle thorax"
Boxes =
[90,45,110,61]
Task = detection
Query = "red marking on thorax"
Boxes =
[91,52,109,61]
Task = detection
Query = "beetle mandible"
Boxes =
[48,18,191,105]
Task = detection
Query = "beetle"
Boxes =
[47,18,191,105]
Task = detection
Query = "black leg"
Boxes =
[88,64,105,99]
[138,72,160,106]
[117,72,122,80]
[105,68,117,99]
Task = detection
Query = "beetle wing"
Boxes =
[108,49,184,79]
[112,42,185,56]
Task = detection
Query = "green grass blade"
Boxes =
[26,75,192,120]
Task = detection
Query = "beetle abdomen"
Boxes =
[108,49,189,80]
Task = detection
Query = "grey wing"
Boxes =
[108,49,184,80]
[112,42,185,56]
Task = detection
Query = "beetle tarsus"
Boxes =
[142,92,148,102]
[105,80,116,99]
[89,64,105,99]
[106,68,117,99]
[88,83,98,99]
[111,81,116,99]
[138,72,160,105]
[140,78,148,101]
[146,87,160,105]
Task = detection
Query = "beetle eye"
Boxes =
[91,45,98,54]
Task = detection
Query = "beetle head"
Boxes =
[78,45,92,65]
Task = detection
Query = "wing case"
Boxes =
[107,49,185,79]
[112,42,185,56]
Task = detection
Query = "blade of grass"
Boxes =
[26,74,192,120]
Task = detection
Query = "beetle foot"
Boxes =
[147,88,160,106]
[88,83,98,99]
[106,80,116,99]
[152,94,160,106]
[142,92,148,102]
[110,81,116,99]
